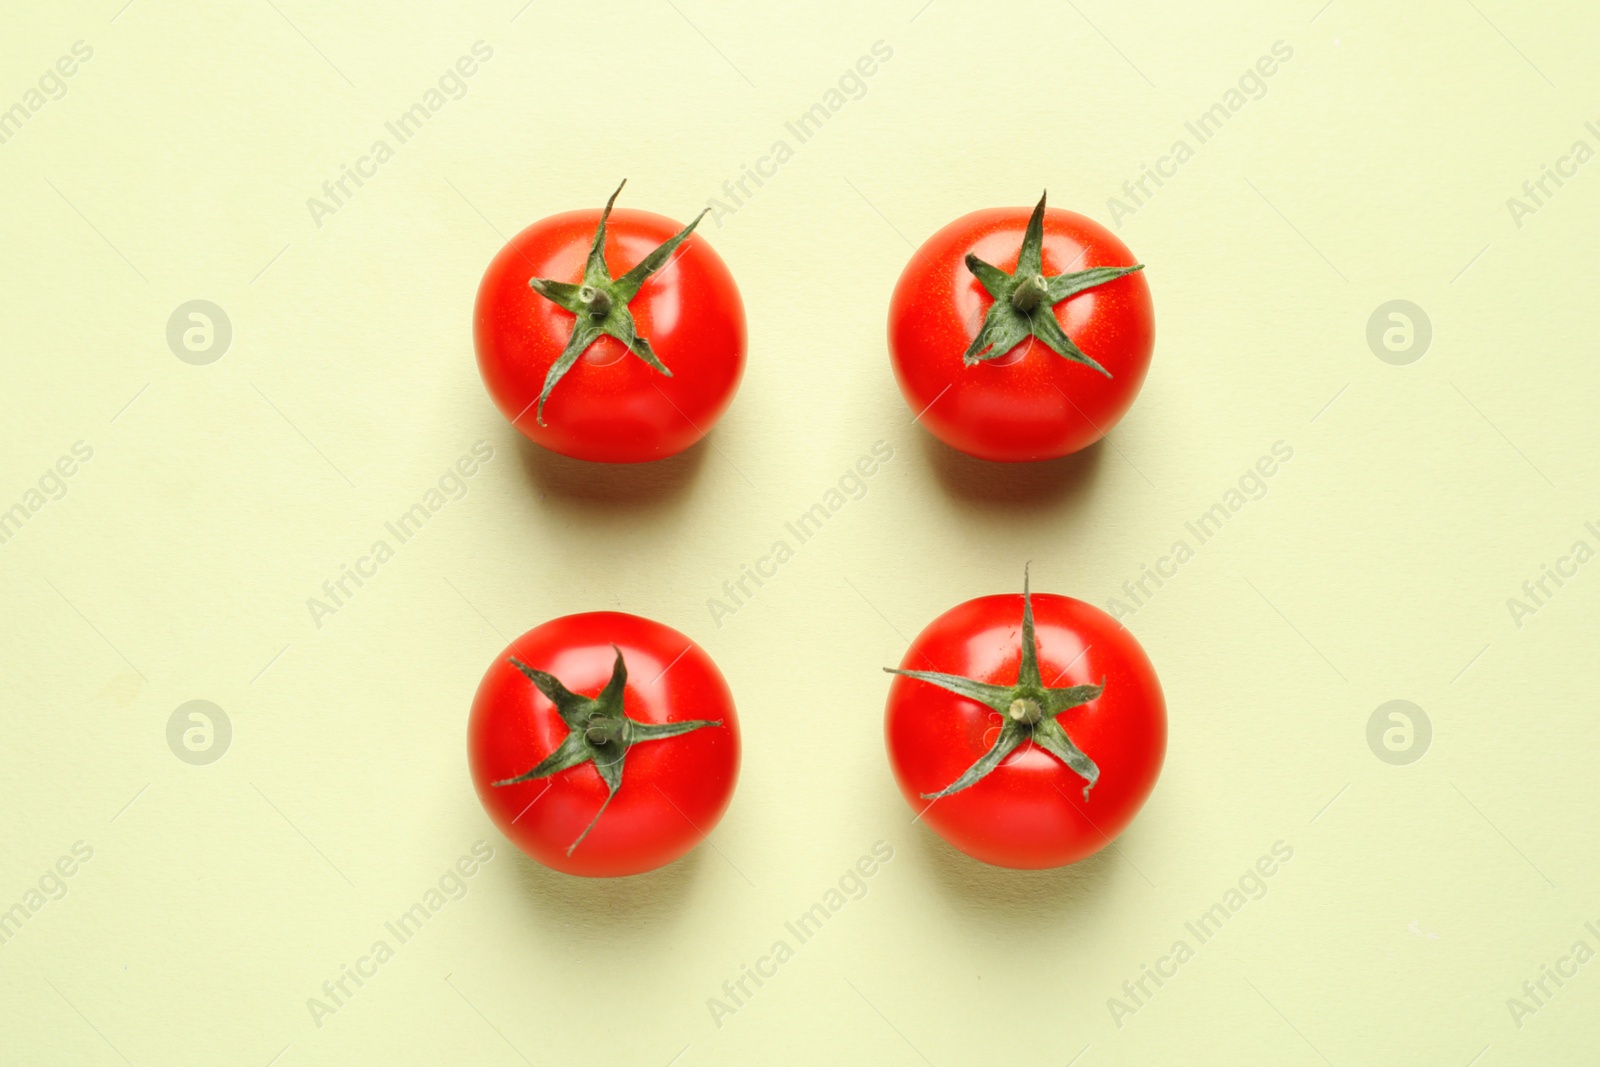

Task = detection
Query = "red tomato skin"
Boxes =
[474,207,746,463]
[468,612,740,877]
[885,593,1165,869]
[888,207,1154,462]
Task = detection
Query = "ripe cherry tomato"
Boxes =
[888,192,1154,462]
[884,573,1165,869]
[469,611,740,877]
[474,182,746,463]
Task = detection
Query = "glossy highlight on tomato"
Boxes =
[474,184,746,463]
[469,612,740,877]
[884,578,1165,869]
[889,193,1154,462]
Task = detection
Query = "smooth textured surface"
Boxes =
[1,3,1595,1063]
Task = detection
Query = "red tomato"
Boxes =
[884,575,1165,869]
[888,192,1154,462]
[474,183,746,463]
[469,611,740,877]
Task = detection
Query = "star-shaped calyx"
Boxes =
[493,647,721,855]
[525,180,708,424]
[961,191,1143,373]
[885,568,1104,800]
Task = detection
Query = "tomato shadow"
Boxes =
[916,430,1105,511]
[502,838,708,939]
[902,818,1126,922]
[508,427,710,513]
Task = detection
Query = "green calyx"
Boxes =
[961,190,1144,373]
[525,180,709,425]
[885,567,1104,801]
[492,646,721,855]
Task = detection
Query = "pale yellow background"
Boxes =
[2,1,1595,1063]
